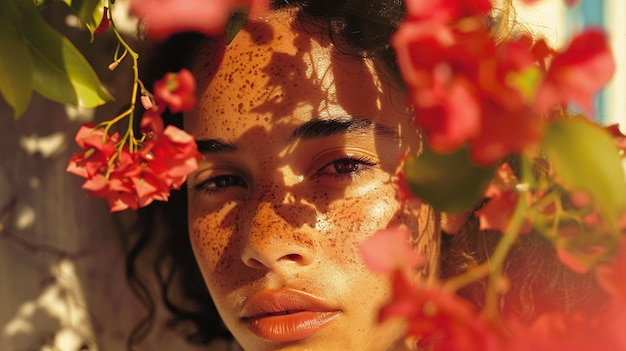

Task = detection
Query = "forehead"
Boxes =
[185,10,405,139]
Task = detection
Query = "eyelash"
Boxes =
[191,155,378,196]
[191,174,248,196]
[314,155,378,181]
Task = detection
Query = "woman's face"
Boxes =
[185,11,438,351]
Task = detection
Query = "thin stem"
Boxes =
[482,155,533,320]
[443,156,532,324]
[443,263,491,293]
[108,0,140,143]
[103,108,132,130]
[482,192,528,319]
[443,194,528,301]
[91,1,144,179]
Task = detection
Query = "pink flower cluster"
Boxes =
[393,0,614,165]
[67,69,201,212]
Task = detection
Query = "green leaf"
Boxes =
[62,0,105,37]
[543,117,626,226]
[0,0,34,118]
[226,11,247,45]
[403,146,497,213]
[19,1,113,107]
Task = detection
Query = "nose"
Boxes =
[240,202,316,270]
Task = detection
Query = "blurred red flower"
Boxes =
[130,0,269,40]
[534,29,615,114]
[359,226,425,278]
[153,69,198,113]
[475,162,533,233]
[394,0,613,166]
[380,272,501,351]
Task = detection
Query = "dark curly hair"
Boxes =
[123,0,606,348]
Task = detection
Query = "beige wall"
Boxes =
[0,2,209,350]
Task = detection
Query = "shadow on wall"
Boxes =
[3,260,95,351]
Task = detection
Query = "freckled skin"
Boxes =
[185,10,439,351]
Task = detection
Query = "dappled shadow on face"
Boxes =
[246,24,327,122]
[188,10,425,290]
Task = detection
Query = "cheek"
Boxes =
[319,190,436,281]
[319,190,401,266]
[188,201,243,290]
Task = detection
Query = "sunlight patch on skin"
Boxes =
[364,59,386,111]
[276,164,303,187]
[314,214,332,232]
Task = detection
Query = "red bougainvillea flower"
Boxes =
[66,117,201,212]
[403,0,491,21]
[475,162,533,233]
[130,0,269,40]
[411,69,482,153]
[393,0,545,165]
[359,226,425,278]
[379,272,502,351]
[79,148,137,211]
[140,109,165,135]
[360,224,505,351]
[394,0,614,166]
[82,156,138,212]
[467,105,543,165]
[534,29,615,114]
[66,124,119,179]
[68,67,202,212]
[153,69,197,113]
[136,125,201,189]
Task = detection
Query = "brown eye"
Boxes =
[316,155,378,179]
[210,175,245,188]
[192,174,247,195]
[333,159,360,173]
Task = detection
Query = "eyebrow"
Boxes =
[195,117,400,154]
[289,117,399,142]
[196,139,237,153]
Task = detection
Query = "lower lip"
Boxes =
[245,311,341,342]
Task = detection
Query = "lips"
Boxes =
[241,289,342,342]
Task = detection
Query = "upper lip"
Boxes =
[241,289,338,320]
